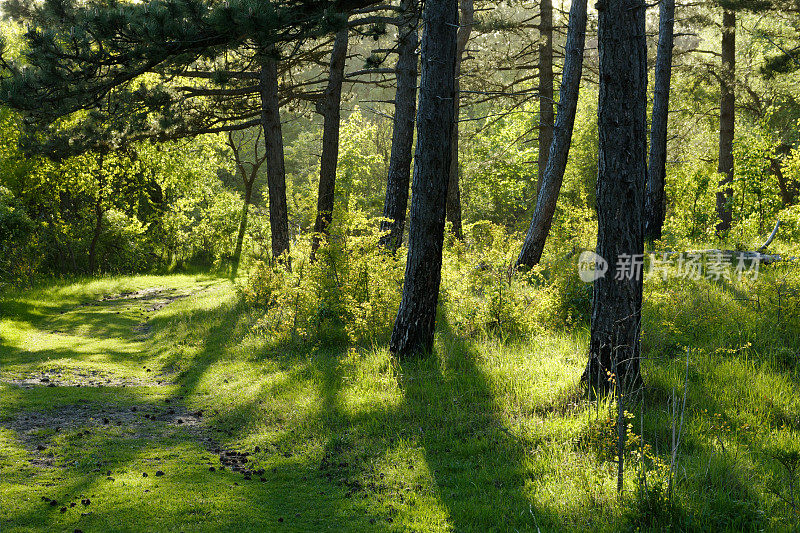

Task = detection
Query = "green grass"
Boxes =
[1,266,800,531]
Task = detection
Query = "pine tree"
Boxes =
[0,0,388,263]
[389,0,457,358]
[643,0,676,242]
[515,0,588,269]
[312,25,349,259]
[379,0,419,250]
[584,0,647,396]
[445,0,472,241]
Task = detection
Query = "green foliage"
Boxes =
[0,117,241,281]
[241,211,405,348]
[239,218,600,349]
[641,260,800,365]
[729,123,787,239]
[461,105,538,228]
[336,108,390,216]
[0,186,37,284]
[440,222,592,340]
[662,164,718,243]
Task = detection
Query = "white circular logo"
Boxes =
[577,251,608,282]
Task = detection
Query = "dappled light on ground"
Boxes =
[1,270,800,531]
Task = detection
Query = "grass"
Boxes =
[1,264,800,532]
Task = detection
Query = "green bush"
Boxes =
[240,211,405,348]
[0,187,38,284]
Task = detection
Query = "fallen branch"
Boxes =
[660,249,795,265]
[758,220,780,253]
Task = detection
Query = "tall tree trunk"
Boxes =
[312,27,349,258]
[259,55,291,263]
[537,0,554,196]
[644,0,675,242]
[231,177,254,278]
[380,0,419,250]
[515,0,587,268]
[390,0,458,358]
[716,8,736,234]
[772,156,799,206]
[445,0,472,241]
[88,154,105,275]
[583,0,647,396]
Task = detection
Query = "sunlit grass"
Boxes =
[1,264,800,531]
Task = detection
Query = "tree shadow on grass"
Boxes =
[289,314,544,531]
[397,318,540,531]
[0,396,352,532]
[636,356,777,531]
[3,279,540,531]
[0,279,228,373]
[163,297,250,395]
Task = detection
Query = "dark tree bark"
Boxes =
[88,193,103,274]
[445,0,472,241]
[259,55,291,263]
[537,0,554,196]
[390,0,458,358]
[380,0,419,250]
[772,155,799,206]
[88,154,105,274]
[515,0,587,268]
[716,8,736,234]
[643,0,675,242]
[583,0,647,396]
[312,27,349,259]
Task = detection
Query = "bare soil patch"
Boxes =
[0,369,170,389]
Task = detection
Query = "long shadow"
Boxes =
[397,317,541,531]
[163,296,248,395]
[272,316,546,530]
[638,355,776,530]
[0,383,326,531]
[4,277,543,530]
[0,280,224,371]
[0,276,332,531]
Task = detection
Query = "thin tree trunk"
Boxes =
[231,178,254,278]
[772,156,798,206]
[88,154,105,274]
[259,55,291,263]
[515,0,587,268]
[390,0,458,358]
[537,0,554,196]
[88,195,103,274]
[644,0,675,242]
[380,0,419,250]
[583,0,647,396]
[312,27,349,258]
[445,0,472,241]
[716,9,736,234]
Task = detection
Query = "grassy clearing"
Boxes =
[1,264,800,531]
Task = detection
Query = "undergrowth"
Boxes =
[234,218,800,530]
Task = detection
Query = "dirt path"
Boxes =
[1,283,213,389]
[1,279,265,483]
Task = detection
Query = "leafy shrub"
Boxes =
[0,187,37,284]
[240,211,405,348]
[441,222,592,339]
[241,218,598,348]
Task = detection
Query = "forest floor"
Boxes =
[1,270,800,531]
